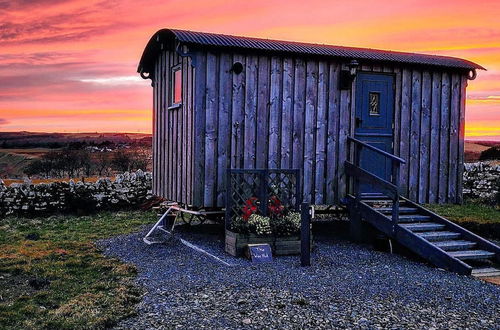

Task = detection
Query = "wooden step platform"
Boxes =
[400,222,445,232]
[448,250,495,261]
[471,267,500,278]
[417,231,461,241]
[434,240,477,251]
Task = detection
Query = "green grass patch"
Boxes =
[0,211,157,329]
[426,203,500,240]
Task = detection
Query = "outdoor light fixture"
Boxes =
[348,59,360,76]
[339,59,359,90]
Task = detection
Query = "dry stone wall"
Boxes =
[0,163,498,218]
[0,170,153,217]
[463,162,500,204]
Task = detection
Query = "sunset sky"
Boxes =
[1,0,499,140]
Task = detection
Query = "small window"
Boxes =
[171,65,182,106]
[369,92,380,116]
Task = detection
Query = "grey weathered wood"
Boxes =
[180,57,189,203]
[448,73,460,203]
[280,57,294,169]
[457,75,467,204]
[192,52,207,206]
[399,69,411,197]
[419,71,431,203]
[338,64,351,200]
[408,70,421,201]
[438,72,451,203]
[315,61,328,204]
[268,56,282,168]
[429,71,442,204]
[231,54,246,169]
[326,63,340,203]
[152,54,159,195]
[204,52,218,207]
[186,55,194,203]
[217,53,232,205]
[292,58,305,172]
[256,56,270,169]
[244,55,258,169]
[304,60,318,203]
[393,67,402,157]
[158,51,165,195]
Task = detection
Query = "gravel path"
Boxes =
[99,224,500,329]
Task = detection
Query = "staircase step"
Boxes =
[418,231,461,241]
[377,207,419,214]
[471,267,500,278]
[359,194,390,200]
[400,222,446,232]
[434,240,477,251]
[448,250,495,261]
[363,200,394,205]
[397,215,432,223]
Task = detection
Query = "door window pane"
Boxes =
[369,92,380,116]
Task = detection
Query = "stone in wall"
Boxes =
[463,162,500,204]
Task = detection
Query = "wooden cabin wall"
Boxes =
[189,51,467,208]
[193,50,352,207]
[152,49,195,205]
[359,64,467,205]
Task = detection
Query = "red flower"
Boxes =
[241,197,258,221]
[268,196,284,217]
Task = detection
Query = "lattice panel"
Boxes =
[225,169,301,228]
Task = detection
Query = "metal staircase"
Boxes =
[345,136,500,276]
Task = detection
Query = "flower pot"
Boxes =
[224,229,312,257]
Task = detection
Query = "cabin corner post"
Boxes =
[456,74,468,204]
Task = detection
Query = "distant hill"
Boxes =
[0,131,152,148]
[465,140,500,162]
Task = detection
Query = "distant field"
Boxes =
[3,176,114,186]
[0,148,55,158]
[0,131,152,148]
[0,152,33,178]
[464,140,500,162]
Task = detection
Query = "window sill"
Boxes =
[168,103,182,110]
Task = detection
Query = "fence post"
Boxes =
[225,169,232,230]
[301,202,311,267]
[259,170,268,216]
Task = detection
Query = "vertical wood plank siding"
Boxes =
[154,49,467,207]
[151,49,196,206]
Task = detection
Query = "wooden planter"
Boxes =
[225,229,312,257]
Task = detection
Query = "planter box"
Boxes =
[225,229,312,257]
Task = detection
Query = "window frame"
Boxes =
[169,64,182,109]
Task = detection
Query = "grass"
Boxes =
[0,211,157,329]
[426,203,500,240]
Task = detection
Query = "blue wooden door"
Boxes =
[354,72,394,193]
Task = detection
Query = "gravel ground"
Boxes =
[98,224,500,329]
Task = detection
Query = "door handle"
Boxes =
[355,117,363,128]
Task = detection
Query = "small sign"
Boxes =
[247,244,273,263]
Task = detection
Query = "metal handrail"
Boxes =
[347,136,406,164]
[346,136,404,233]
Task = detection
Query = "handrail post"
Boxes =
[353,142,362,200]
[391,160,401,234]
[301,202,311,267]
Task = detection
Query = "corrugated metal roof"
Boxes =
[138,29,484,74]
